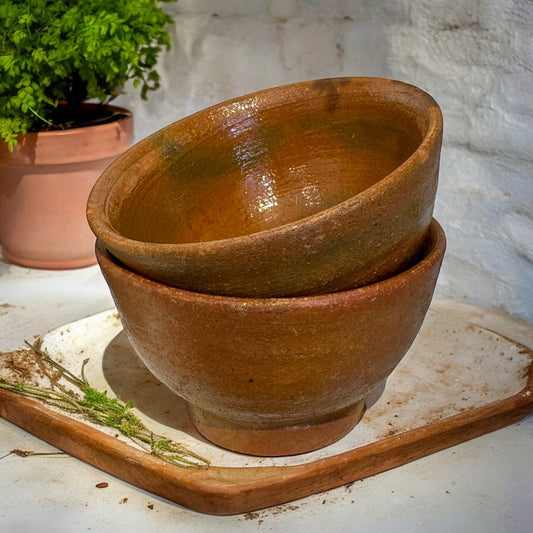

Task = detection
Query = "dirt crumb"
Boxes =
[1,349,40,382]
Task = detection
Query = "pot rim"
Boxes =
[0,104,133,165]
[88,77,442,253]
[13,103,131,138]
[96,218,446,309]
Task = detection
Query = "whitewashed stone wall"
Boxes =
[387,0,533,323]
[115,0,533,323]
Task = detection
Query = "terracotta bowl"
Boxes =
[96,219,445,456]
[88,77,443,297]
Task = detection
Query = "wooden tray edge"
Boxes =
[1,375,532,515]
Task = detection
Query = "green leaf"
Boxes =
[0,0,176,147]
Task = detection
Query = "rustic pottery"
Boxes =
[88,77,443,297]
[95,219,445,456]
[0,105,133,269]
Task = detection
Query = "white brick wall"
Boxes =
[115,0,533,322]
[387,0,533,322]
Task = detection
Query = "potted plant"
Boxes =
[0,0,176,269]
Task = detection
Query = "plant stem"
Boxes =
[27,105,53,126]
[0,342,210,468]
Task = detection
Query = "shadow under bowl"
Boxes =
[95,219,446,456]
[88,77,443,297]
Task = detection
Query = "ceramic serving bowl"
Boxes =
[96,219,445,456]
[88,77,443,297]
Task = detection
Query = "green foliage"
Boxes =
[0,0,176,149]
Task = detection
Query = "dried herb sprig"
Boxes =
[0,340,209,468]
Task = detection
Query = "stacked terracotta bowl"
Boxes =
[88,77,445,456]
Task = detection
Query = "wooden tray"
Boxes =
[1,299,532,515]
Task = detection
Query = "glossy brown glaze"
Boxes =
[88,77,443,297]
[96,219,445,456]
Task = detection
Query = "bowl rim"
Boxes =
[96,218,446,309]
[88,77,443,254]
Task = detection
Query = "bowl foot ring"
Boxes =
[187,399,367,457]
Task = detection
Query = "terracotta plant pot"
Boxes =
[96,219,446,456]
[0,105,133,269]
[88,77,442,297]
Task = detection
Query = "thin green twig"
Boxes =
[27,105,53,126]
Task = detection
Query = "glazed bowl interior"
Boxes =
[90,77,438,246]
[88,77,442,297]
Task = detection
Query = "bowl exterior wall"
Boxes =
[95,221,445,430]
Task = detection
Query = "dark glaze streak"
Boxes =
[312,78,351,113]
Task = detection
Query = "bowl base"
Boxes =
[187,399,367,457]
